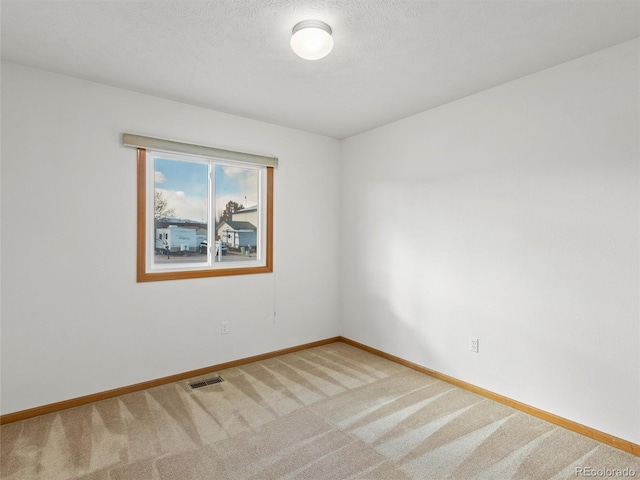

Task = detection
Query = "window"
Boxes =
[129,135,275,282]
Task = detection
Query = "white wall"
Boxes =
[0,63,341,414]
[340,39,639,444]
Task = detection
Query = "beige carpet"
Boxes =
[1,342,638,479]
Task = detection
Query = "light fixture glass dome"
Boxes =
[290,20,333,60]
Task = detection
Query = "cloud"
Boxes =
[221,165,251,178]
[155,170,167,184]
[215,166,259,215]
[156,188,207,222]
[155,166,260,223]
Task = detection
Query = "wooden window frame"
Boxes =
[136,148,273,282]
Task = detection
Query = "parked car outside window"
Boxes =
[199,241,227,255]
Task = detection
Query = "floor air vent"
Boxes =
[189,376,224,389]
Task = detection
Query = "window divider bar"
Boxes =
[123,133,278,168]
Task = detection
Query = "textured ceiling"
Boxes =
[2,0,639,138]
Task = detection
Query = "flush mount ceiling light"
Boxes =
[290,20,333,60]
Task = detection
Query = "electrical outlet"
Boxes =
[221,321,229,335]
[469,337,479,353]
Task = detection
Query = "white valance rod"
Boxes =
[123,133,278,168]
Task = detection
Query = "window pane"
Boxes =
[153,157,208,266]
[214,164,259,263]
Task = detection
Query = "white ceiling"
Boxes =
[2,0,639,139]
